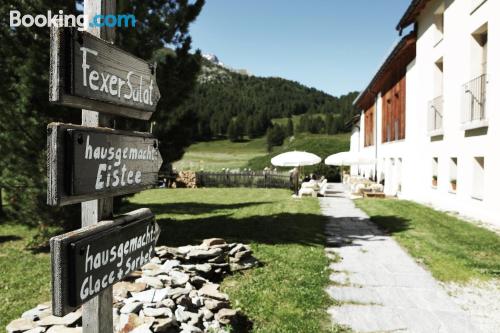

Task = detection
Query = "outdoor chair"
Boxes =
[298,178,327,197]
[318,179,329,196]
[298,187,317,197]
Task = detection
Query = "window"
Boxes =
[463,24,488,125]
[428,59,444,134]
[481,33,487,75]
[432,157,438,188]
[382,75,406,143]
[385,97,392,142]
[449,158,457,192]
[472,157,484,200]
[364,105,375,147]
[472,25,488,76]
[434,58,444,97]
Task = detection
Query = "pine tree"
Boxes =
[210,117,220,137]
[266,125,286,151]
[235,114,247,139]
[325,114,334,134]
[297,116,305,133]
[197,114,212,140]
[0,0,205,245]
[246,116,258,139]
[335,113,346,133]
[227,120,238,142]
[303,115,311,133]
[286,118,294,137]
[0,0,82,237]
[331,117,340,135]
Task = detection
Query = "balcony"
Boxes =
[428,96,443,136]
[462,74,488,130]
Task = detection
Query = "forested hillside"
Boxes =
[177,58,359,141]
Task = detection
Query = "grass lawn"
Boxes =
[356,199,500,283]
[0,223,51,330]
[173,137,267,171]
[173,133,350,173]
[247,133,350,172]
[0,188,343,332]
[272,113,330,128]
[121,188,341,332]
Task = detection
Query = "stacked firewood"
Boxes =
[172,171,197,189]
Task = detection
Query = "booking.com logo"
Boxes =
[9,10,136,31]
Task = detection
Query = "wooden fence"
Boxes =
[196,172,292,189]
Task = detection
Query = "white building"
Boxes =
[350,0,500,227]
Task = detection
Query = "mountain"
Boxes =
[176,55,359,141]
[202,53,224,67]
[201,53,251,77]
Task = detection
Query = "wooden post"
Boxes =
[81,0,115,332]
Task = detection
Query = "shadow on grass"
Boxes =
[368,215,412,234]
[155,213,326,247]
[121,201,271,217]
[0,235,22,244]
[121,202,327,247]
[120,203,412,248]
[232,312,253,333]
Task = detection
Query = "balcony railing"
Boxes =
[428,96,443,134]
[462,74,487,126]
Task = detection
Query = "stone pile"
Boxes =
[172,171,197,189]
[7,238,259,333]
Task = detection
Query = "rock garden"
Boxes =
[7,238,258,333]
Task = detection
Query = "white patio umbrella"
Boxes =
[271,151,321,167]
[325,152,376,166]
[324,152,352,166]
[325,152,376,183]
[271,151,321,196]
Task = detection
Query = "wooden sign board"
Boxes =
[47,123,163,206]
[49,27,161,120]
[50,208,160,316]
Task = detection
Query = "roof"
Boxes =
[345,114,361,129]
[396,0,431,32]
[353,31,417,111]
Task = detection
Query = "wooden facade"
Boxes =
[364,105,375,146]
[355,32,415,145]
[382,72,406,142]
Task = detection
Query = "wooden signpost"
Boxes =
[51,208,160,316]
[47,123,163,206]
[46,0,163,332]
[49,27,161,120]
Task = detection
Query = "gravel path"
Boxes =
[320,184,483,333]
[442,279,500,333]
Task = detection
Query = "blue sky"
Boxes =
[190,0,412,97]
